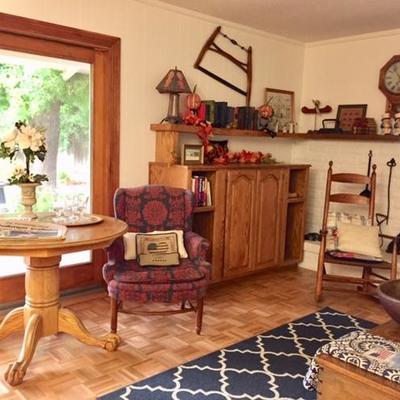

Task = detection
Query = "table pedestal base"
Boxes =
[0,256,120,386]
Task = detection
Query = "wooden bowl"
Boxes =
[378,279,400,323]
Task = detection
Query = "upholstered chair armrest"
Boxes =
[103,237,125,283]
[184,231,210,260]
[196,259,212,281]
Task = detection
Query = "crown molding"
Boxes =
[306,27,400,48]
[134,0,304,48]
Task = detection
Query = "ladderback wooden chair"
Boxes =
[315,161,397,301]
[103,185,211,334]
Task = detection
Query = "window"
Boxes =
[0,13,120,304]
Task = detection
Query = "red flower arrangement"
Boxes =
[183,110,213,147]
[212,150,275,165]
[182,90,276,166]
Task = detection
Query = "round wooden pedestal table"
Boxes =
[0,216,127,386]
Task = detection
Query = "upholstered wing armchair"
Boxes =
[103,185,211,334]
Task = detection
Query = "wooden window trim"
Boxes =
[0,12,121,217]
[0,13,121,302]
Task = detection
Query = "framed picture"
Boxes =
[336,104,367,132]
[181,144,204,165]
[264,88,295,131]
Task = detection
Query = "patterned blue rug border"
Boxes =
[99,307,376,400]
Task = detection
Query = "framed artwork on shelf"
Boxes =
[336,104,367,132]
[264,88,295,131]
[181,144,204,165]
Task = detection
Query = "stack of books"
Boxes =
[191,175,212,207]
[199,100,259,130]
[352,117,377,135]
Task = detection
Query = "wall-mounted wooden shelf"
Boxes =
[150,123,400,142]
[288,197,305,204]
[194,206,215,213]
[281,132,400,141]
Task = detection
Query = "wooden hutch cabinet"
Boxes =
[149,124,310,283]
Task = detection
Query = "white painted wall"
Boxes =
[296,31,400,240]
[0,0,305,187]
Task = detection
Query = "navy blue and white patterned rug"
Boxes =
[99,307,375,400]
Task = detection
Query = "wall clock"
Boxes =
[379,55,400,113]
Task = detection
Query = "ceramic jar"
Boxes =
[394,112,400,135]
[380,113,393,135]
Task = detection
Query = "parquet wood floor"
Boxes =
[0,267,392,400]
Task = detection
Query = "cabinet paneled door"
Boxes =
[253,168,288,270]
[224,170,258,277]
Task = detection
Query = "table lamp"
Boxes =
[156,67,191,123]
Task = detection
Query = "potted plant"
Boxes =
[0,121,48,219]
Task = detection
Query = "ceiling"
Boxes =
[158,0,400,42]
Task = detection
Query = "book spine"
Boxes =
[200,176,206,206]
[226,106,234,128]
[246,107,255,130]
[206,180,212,206]
[245,107,251,130]
[214,103,221,128]
[233,107,239,129]
[201,102,210,121]
[203,100,215,124]
[191,177,195,194]
[222,102,228,128]
[214,102,228,128]
[192,175,200,206]
[238,107,246,129]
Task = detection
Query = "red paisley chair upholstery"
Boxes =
[103,185,211,334]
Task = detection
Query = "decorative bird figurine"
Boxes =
[301,99,332,131]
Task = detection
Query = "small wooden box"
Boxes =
[317,320,400,400]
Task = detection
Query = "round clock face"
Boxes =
[384,61,400,94]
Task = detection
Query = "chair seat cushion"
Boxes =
[324,252,391,268]
[107,259,209,303]
[115,259,205,284]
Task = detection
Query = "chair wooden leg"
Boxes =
[362,267,370,294]
[391,240,398,280]
[181,300,186,310]
[110,298,119,334]
[196,298,204,335]
[315,250,325,302]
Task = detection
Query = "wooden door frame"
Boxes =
[0,13,121,303]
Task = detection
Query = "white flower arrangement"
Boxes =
[0,121,48,185]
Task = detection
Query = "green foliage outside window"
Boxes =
[0,63,90,184]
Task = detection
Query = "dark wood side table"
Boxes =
[317,320,400,399]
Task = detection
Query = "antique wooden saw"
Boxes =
[194,26,252,106]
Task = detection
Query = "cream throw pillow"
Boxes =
[326,212,371,251]
[123,232,138,260]
[123,230,188,260]
[337,222,382,259]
